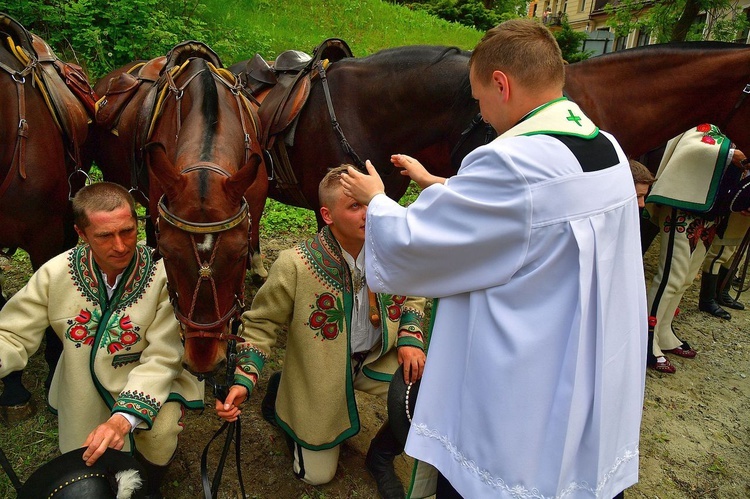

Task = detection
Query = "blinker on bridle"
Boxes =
[157,162,250,343]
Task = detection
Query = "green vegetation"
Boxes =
[0,0,481,79]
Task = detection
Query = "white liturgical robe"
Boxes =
[365,99,647,498]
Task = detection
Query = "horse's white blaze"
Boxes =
[197,234,214,253]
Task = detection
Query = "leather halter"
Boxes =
[157,163,250,343]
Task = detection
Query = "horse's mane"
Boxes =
[354,45,472,105]
[363,44,471,68]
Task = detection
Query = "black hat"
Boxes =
[17,447,147,499]
[387,364,422,448]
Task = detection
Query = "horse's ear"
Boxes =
[146,142,182,200]
[226,153,262,204]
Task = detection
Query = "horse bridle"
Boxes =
[156,162,250,344]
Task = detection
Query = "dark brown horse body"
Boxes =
[564,42,750,162]
[233,45,480,217]
[0,16,93,408]
[93,44,263,375]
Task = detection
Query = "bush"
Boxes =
[1,0,212,79]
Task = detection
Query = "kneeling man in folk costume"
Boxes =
[341,19,646,499]
[0,182,204,497]
[216,166,428,499]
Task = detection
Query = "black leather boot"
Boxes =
[135,451,170,499]
[365,420,405,499]
[0,371,34,425]
[717,267,745,310]
[698,272,731,320]
[261,371,281,427]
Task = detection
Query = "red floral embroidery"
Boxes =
[120,331,138,346]
[76,309,91,323]
[321,323,339,339]
[317,294,335,310]
[310,311,328,328]
[69,325,88,341]
[308,292,344,341]
[696,123,711,132]
[108,342,124,353]
[119,316,133,330]
[387,305,401,321]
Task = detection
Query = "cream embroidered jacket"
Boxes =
[0,245,204,453]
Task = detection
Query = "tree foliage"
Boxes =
[0,0,214,78]
[394,0,527,30]
[604,0,749,42]
[554,19,592,63]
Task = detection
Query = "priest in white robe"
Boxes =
[341,19,647,499]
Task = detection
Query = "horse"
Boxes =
[92,41,264,376]
[231,44,481,222]
[0,14,94,414]
[564,41,750,162]
[231,41,750,219]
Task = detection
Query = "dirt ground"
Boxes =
[2,234,750,498]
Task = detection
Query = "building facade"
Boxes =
[528,0,750,56]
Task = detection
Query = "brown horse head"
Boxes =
[144,53,263,376]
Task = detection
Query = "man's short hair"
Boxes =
[319,165,355,208]
[72,182,137,229]
[629,159,656,185]
[469,19,564,92]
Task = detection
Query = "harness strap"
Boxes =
[315,60,366,170]
[0,73,28,200]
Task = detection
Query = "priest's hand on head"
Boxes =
[340,161,385,205]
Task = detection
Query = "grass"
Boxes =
[201,0,481,64]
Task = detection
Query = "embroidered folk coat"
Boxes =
[0,245,204,453]
[236,227,426,450]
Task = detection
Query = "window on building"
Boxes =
[579,0,586,12]
[615,35,628,51]
[636,29,650,47]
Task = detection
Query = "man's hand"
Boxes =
[391,154,445,189]
[398,346,426,384]
[340,161,385,205]
[214,384,249,422]
[81,413,131,466]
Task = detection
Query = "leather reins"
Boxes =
[199,339,245,499]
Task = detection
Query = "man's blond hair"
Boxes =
[469,19,564,92]
[319,165,355,208]
[72,182,137,229]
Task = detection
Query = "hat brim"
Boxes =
[387,364,421,448]
[18,447,147,498]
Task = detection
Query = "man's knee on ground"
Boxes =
[299,465,337,486]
